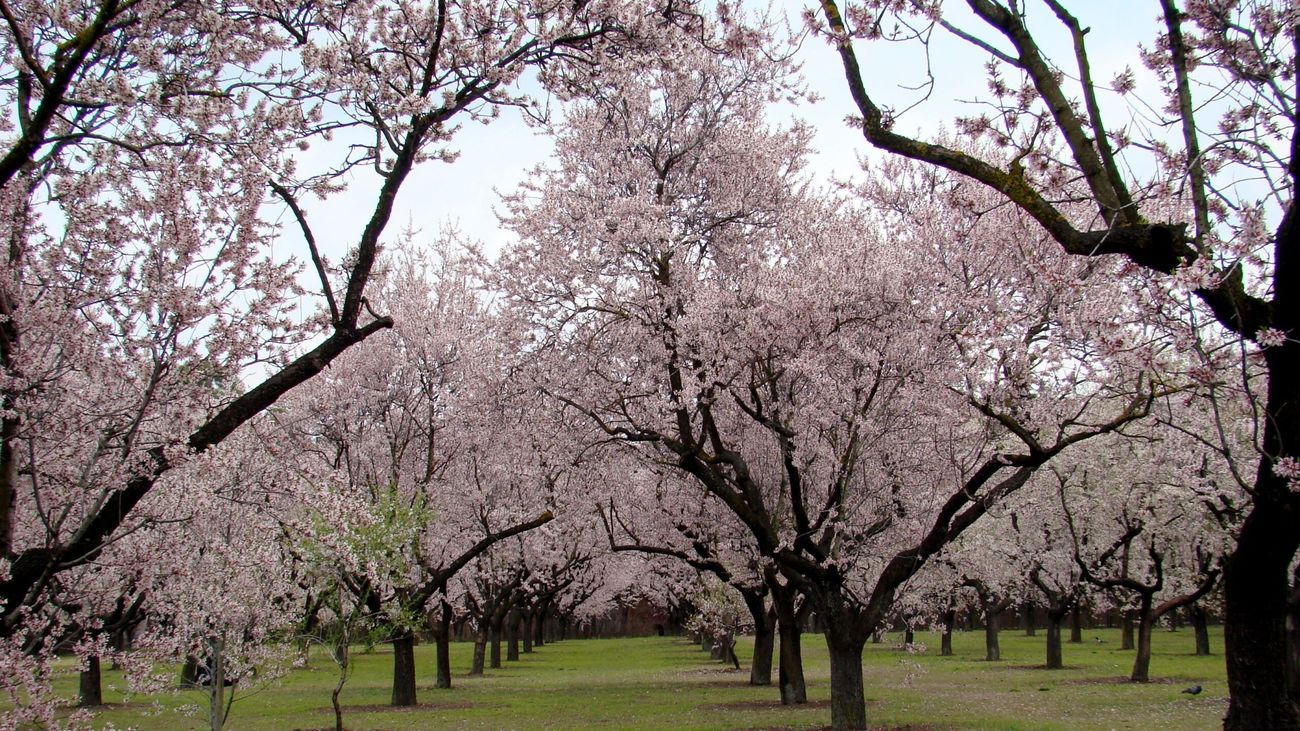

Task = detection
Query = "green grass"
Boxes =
[44,626,1225,730]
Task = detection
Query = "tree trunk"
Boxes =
[533,605,547,648]
[522,610,534,654]
[743,593,773,686]
[1022,602,1036,636]
[331,641,348,731]
[722,633,741,669]
[984,608,1001,662]
[180,656,200,688]
[1222,497,1300,730]
[941,608,955,656]
[1121,615,1135,651]
[1190,605,1211,657]
[1045,612,1064,670]
[825,621,869,731]
[489,622,502,669]
[470,625,487,676]
[391,631,417,707]
[1289,568,1300,701]
[1069,606,1083,644]
[751,619,775,686]
[776,613,807,704]
[1131,611,1154,683]
[507,610,521,662]
[435,602,453,689]
[208,637,226,731]
[78,655,102,707]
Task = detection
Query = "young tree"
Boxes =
[294,552,382,731]
[814,3,1298,725]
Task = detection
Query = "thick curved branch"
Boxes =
[818,0,1272,337]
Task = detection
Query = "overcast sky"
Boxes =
[278,1,1158,269]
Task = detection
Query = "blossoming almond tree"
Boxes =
[0,0,682,624]
[128,435,306,731]
[598,463,782,688]
[1,1,682,721]
[497,33,1163,729]
[813,2,1298,725]
[1052,438,1227,683]
[272,246,560,706]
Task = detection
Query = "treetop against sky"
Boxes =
[0,3,1294,731]
[285,0,1165,266]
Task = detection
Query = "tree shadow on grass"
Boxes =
[1063,676,1186,685]
[329,700,479,712]
[699,698,834,712]
[744,725,950,731]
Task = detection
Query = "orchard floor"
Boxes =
[58,627,1225,730]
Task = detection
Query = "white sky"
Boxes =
[278,1,1160,268]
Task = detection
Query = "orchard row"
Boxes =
[0,2,1294,731]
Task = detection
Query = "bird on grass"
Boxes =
[1182,685,1203,696]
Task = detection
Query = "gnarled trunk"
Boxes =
[720,633,740,669]
[1069,606,1083,644]
[180,656,200,688]
[533,604,547,648]
[391,631,417,707]
[984,608,1001,662]
[776,611,806,704]
[507,610,521,662]
[710,634,725,661]
[967,582,1007,662]
[768,575,807,705]
[751,620,775,686]
[940,608,955,656]
[743,594,773,686]
[754,598,769,681]
[824,614,869,731]
[78,655,102,707]
[1120,615,1135,651]
[1131,609,1154,683]
[208,637,227,731]
[1189,604,1211,657]
[435,602,453,689]
[489,622,502,669]
[470,624,487,676]
[1045,610,1065,670]
[1223,497,1300,730]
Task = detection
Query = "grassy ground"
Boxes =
[46,626,1225,730]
